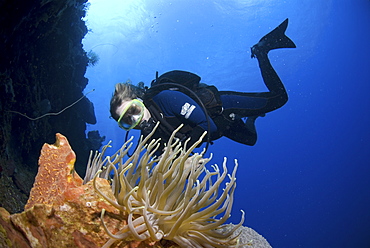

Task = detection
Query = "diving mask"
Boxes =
[117,99,145,130]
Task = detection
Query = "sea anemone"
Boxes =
[85,124,244,247]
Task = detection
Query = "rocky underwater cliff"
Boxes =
[0,0,104,213]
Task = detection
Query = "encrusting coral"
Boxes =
[85,124,245,248]
[25,133,82,209]
[4,133,128,247]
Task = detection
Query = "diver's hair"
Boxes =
[110,82,145,120]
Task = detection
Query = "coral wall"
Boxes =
[0,0,99,213]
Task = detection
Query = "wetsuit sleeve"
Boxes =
[152,90,217,135]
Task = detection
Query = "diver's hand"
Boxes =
[140,118,156,137]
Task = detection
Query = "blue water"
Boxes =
[82,1,370,247]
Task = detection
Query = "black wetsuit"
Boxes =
[214,50,289,146]
[142,49,288,149]
[141,18,295,150]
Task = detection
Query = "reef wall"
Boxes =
[0,0,102,213]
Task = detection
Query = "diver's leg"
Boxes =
[220,19,295,117]
[245,115,258,134]
[250,18,295,103]
[212,114,257,146]
[220,91,280,117]
[224,117,257,146]
[252,47,288,107]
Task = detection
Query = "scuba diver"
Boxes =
[110,19,296,153]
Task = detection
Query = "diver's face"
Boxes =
[116,99,145,130]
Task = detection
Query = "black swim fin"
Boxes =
[251,18,296,58]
